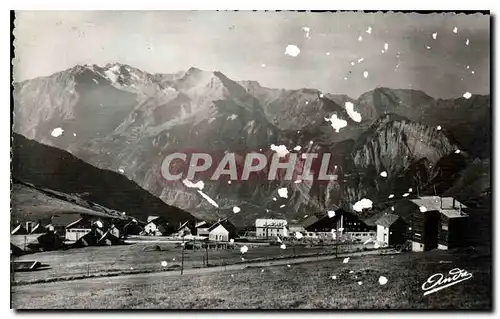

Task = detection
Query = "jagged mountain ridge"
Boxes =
[13,63,490,225]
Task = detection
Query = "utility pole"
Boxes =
[205,239,209,267]
[181,235,185,275]
[335,228,338,258]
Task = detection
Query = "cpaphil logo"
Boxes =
[421,268,473,296]
[159,149,339,183]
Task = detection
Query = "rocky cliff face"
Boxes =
[341,114,466,205]
[13,64,490,225]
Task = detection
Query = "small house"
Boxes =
[75,227,121,247]
[195,220,212,237]
[49,213,82,236]
[375,213,408,247]
[208,222,229,242]
[27,230,64,251]
[207,218,238,242]
[144,216,170,236]
[123,218,145,236]
[65,218,93,242]
[176,220,197,237]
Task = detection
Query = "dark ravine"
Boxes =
[11,133,195,225]
[12,63,491,225]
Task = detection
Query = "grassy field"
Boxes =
[12,242,364,284]
[12,247,491,309]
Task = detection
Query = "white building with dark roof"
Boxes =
[255,219,288,238]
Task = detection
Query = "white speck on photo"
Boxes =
[285,44,300,57]
[379,276,388,285]
[277,187,288,198]
[51,128,64,137]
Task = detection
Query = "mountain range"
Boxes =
[12,63,491,226]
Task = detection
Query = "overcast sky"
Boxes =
[13,11,489,99]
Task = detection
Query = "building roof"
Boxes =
[208,222,228,232]
[410,196,468,218]
[208,218,237,234]
[410,196,467,210]
[375,213,401,228]
[195,221,208,228]
[255,218,287,228]
[177,220,197,233]
[147,216,159,223]
[364,211,386,227]
[30,223,46,234]
[301,215,322,229]
[11,224,28,235]
[440,209,468,218]
[50,213,82,227]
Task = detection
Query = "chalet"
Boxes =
[144,216,170,236]
[255,219,288,238]
[335,210,376,242]
[65,218,93,242]
[207,218,238,242]
[176,220,197,237]
[375,213,408,247]
[195,220,211,237]
[122,218,146,236]
[409,196,469,251]
[27,230,64,251]
[303,212,338,239]
[208,222,229,242]
[75,227,121,247]
[49,213,82,236]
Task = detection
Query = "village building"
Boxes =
[75,225,121,247]
[11,243,25,257]
[195,220,211,237]
[27,230,64,251]
[255,219,288,238]
[11,224,28,236]
[288,224,306,234]
[11,222,64,252]
[207,218,238,242]
[29,222,47,234]
[122,218,146,236]
[144,216,170,236]
[375,213,408,247]
[335,210,376,242]
[208,222,229,242]
[48,213,82,237]
[302,212,338,239]
[65,218,94,242]
[409,196,469,251]
[176,220,197,238]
